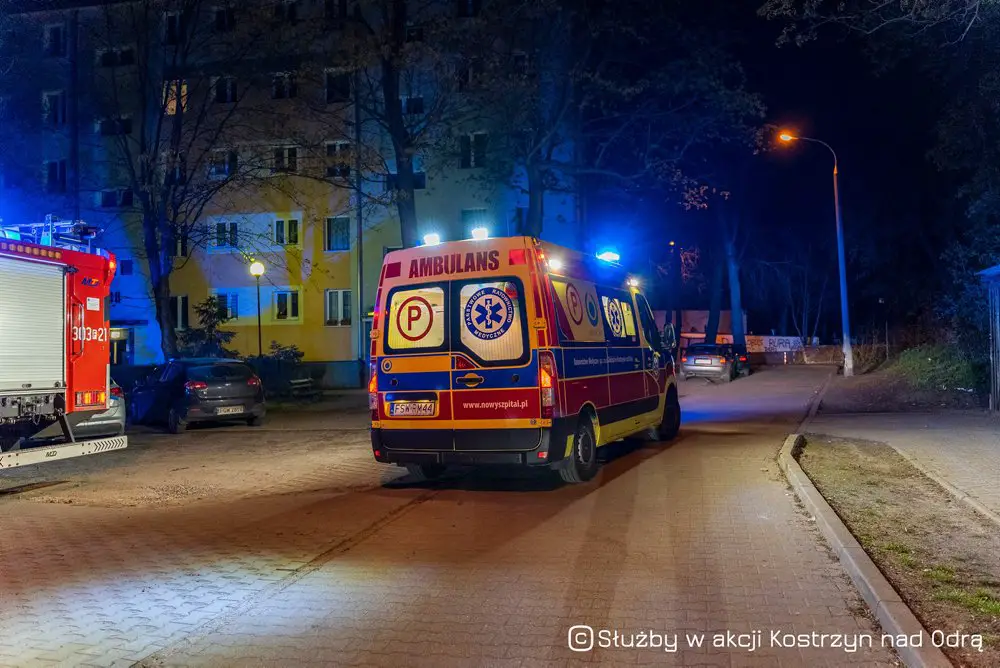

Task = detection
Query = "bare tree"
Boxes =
[84,0,295,357]
[471,0,765,237]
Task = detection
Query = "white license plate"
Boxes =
[695,358,711,365]
[216,406,243,416]
[390,402,435,417]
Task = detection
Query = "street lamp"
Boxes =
[779,130,855,377]
[249,260,265,358]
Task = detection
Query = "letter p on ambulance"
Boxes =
[407,305,421,330]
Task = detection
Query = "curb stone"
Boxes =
[778,433,953,668]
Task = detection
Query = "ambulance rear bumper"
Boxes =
[372,420,573,468]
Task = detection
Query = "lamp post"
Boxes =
[779,131,855,377]
[249,260,265,358]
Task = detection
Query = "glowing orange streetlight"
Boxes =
[776,128,855,377]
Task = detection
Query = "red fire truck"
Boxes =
[0,219,128,468]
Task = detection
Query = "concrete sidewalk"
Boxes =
[808,412,1000,518]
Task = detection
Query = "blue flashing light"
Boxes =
[596,250,620,263]
[423,233,441,246]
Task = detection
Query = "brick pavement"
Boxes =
[0,367,898,667]
[809,411,1000,516]
[132,367,892,667]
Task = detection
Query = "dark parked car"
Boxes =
[720,344,752,377]
[679,343,738,382]
[129,358,266,434]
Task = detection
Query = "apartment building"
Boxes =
[0,0,580,382]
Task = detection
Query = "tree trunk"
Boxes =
[725,235,745,348]
[704,254,724,344]
[380,0,419,248]
[524,163,544,237]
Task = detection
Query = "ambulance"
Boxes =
[368,236,680,484]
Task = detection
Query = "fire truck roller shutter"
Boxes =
[0,256,66,393]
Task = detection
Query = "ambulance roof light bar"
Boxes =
[422,232,441,246]
[596,249,620,263]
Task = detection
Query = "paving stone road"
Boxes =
[0,367,898,667]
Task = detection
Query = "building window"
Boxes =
[98,47,135,67]
[110,291,122,304]
[274,290,300,321]
[325,141,351,178]
[325,289,351,326]
[456,0,481,18]
[174,230,189,257]
[163,80,188,115]
[272,146,297,173]
[213,76,237,104]
[98,117,133,135]
[385,171,426,191]
[273,0,299,24]
[98,189,132,208]
[274,218,299,246]
[214,7,236,32]
[44,25,66,57]
[164,152,186,185]
[460,132,488,168]
[215,221,238,248]
[272,72,297,99]
[43,91,67,126]
[457,58,480,91]
[169,295,189,329]
[325,70,351,103]
[164,12,184,45]
[120,259,134,275]
[401,95,424,115]
[214,292,239,320]
[325,216,350,251]
[209,149,238,179]
[45,159,67,193]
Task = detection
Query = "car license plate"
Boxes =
[216,406,242,416]
[390,402,435,417]
[695,358,710,365]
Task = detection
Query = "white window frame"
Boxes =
[272,145,297,174]
[213,291,239,320]
[212,75,237,104]
[43,24,66,57]
[96,189,132,208]
[271,72,296,99]
[163,79,188,115]
[209,148,238,179]
[324,289,351,326]
[214,220,239,250]
[273,218,300,247]
[461,131,488,168]
[325,140,351,179]
[273,289,301,322]
[171,294,189,331]
[42,90,66,126]
[400,94,424,115]
[324,216,350,252]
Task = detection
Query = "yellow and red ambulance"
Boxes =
[368,236,680,483]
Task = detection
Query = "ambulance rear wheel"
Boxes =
[559,418,599,484]
[656,386,681,442]
[405,463,446,482]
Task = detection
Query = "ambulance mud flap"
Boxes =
[0,434,127,469]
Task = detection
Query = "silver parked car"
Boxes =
[75,379,127,437]
[679,344,738,382]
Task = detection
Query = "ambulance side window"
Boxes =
[635,294,661,351]
[598,288,639,346]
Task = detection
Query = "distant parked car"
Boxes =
[129,358,266,434]
[720,343,752,377]
[679,343,738,382]
[75,379,126,437]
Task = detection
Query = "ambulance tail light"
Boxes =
[538,350,557,419]
[368,361,378,416]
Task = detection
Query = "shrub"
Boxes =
[892,345,985,393]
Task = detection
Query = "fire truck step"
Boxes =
[0,435,127,469]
